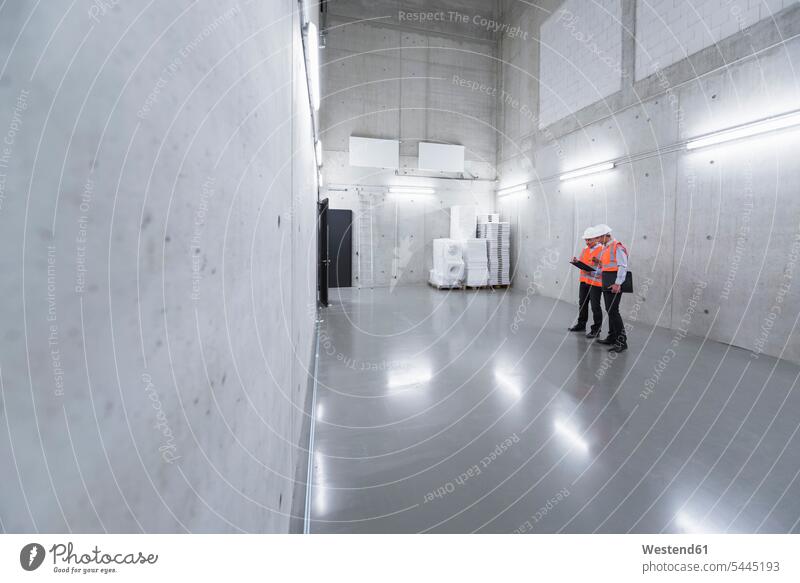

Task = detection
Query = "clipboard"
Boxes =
[601,270,634,293]
[570,259,596,272]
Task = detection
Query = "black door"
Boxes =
[317,199,329,307]
[327,209,353,288]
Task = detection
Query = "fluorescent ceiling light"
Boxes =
[686,109,800,150]
[497,183,527,197]
[559,161,615,182]
[388,186,435,195]
[307,23,320,111]
[315,140,322,166]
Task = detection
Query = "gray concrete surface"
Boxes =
[319,0,502,288]
[309,286,800,533]
[0,0,317,532]
[497,0,800,364]
[326,187,494,288]
[321,0,499,165]
[3,0,800,537]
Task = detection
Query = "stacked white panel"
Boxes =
[463,239,489,287]
[450,205,478,240]
[477,222,511,286]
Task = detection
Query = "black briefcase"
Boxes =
[602,270,633,293]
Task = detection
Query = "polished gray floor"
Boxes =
[308,286,800,533]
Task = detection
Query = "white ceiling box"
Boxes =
[418,142,465,173]
[349,136,400,169]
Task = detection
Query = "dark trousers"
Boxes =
[578,282,603,331]
[602,290,627,346]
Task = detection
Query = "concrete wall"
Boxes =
[321,0,500,168]
[539,0,623,128]
[319,0,502,287]
[497,0,800,364]
[0,0,317,532]
[326,186,494,288]
[635,0,799,80]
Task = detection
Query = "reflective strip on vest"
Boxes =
[601,240,627,272]
[579,245,602,286]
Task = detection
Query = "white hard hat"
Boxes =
[594,224,612,236]
[582,226,596,239]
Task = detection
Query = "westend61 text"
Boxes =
[642,544,708,555]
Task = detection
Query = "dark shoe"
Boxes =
[597,336,615,345]
[568,324,586,332]
[608,344,628,353]
[586,329,601,339]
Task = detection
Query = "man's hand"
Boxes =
[610,284,621,294]
[571,256,577,263]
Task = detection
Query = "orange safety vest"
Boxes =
[578,244,602,287]
[600,240,627,272]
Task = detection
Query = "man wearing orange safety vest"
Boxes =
[568,226,603,338]
[592,224,628,353]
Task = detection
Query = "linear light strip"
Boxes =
[559,161,616,182]
[389,187,435,195]
[307,22,320,111]
[686,109,800,150]
[497,183,527,197]
[481,109,800,189]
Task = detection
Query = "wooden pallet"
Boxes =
[428,280,464,290]
[429,281,511,291]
